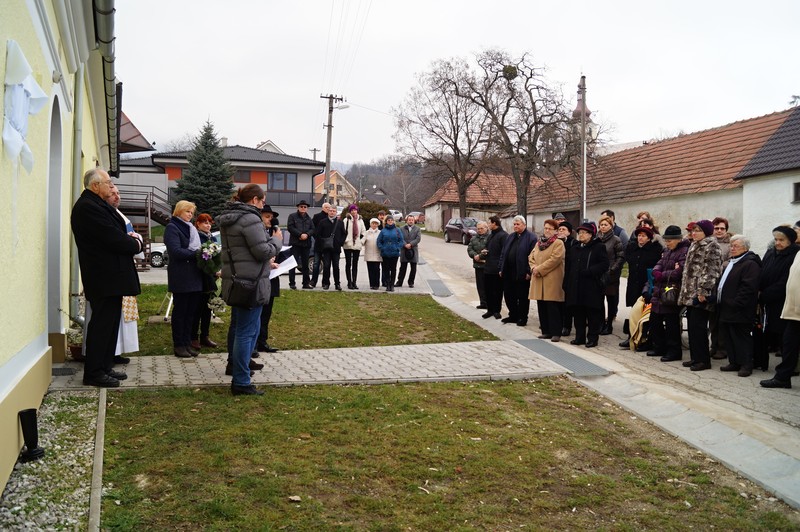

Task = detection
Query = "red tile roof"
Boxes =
[526,108,797,212]
[423,173,518,208]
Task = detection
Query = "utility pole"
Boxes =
[321,94,345,203]
[309,147,320,161]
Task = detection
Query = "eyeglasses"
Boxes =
[298,205,308,209]
[714,226,726,231]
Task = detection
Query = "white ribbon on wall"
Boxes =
[3,39,48,173]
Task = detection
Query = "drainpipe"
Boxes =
[94,0,118,175]
[69,64,85,326]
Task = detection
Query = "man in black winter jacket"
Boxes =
[287,200,315,289]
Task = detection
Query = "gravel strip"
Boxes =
[0,390,99,530]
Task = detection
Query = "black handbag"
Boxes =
[320,236,334,251]
[661,284,679,306]
[223,248,267,309]
[404,247,414,261]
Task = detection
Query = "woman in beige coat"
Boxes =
[529,219,566,342]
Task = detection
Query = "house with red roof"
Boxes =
[422,173,518,232]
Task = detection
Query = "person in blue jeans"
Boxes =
[217,184,282,396]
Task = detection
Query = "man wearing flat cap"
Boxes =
[287,200,314,289]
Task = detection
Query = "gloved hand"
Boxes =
[652,270,663,282]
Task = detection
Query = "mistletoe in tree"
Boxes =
[173,120,234,223]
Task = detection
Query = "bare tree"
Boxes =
[394,58,495,217]
[456,50,574,215]
[157,132,196,153]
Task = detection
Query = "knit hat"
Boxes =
[369,217,380,225]
[687,219,714,237]
[576,222,597,237]
[773,225,797,243]
[633,226,654,240]
[349,204,359,211]
[663,225,683,240]
[558,220,573,232]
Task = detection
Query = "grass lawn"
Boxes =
[101,377,799,530]
[135,285,495,357]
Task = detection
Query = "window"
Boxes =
[234,170,251,183]
[268,172,297,191]
[794,182,800,202]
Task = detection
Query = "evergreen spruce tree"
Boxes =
[173,120,234,223]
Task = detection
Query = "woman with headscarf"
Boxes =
[596,215,625,335]
[342,204,367,289]
[678,220,723,371]
[528,219,566,342]
[648,225,690,362]
[218,184,282,395]
[165,200,204,358]
[755,226,800,370]
[564,222,609,348]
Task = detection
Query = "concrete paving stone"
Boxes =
[667,410,716,432]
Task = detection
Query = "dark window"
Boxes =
[234,170,251,183]
[268,172,297,191]
[794,182,800,202]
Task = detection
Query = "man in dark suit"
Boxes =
[71,168,142,387]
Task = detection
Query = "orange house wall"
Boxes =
[166,166,182,181]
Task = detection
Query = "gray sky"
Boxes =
[115,0,800,164]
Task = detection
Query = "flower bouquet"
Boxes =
[196,241,222,277]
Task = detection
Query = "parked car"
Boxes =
[149,242,168,268]
[389,209,403,221]
[407,211,425,224]
[444,217,479,245]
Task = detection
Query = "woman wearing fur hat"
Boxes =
[620,226,664,351]
[564,222,609,348]
[677,220,723,371]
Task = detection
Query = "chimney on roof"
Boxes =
[220,137,228,147]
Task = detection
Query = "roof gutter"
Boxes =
[94,0,118,175]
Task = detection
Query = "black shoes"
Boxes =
[481,311,493,319]
[646,351,660,357]
[720,364,740,372]
[323,285,330,290]
[408,283,414,288]
[660,356,681,362]
[738,367,753,377]
[619,339,630,348]
[760,378,791,389]
[690,362,711,371]
[231,384,264,396]
[302,284,313,289]
[493,313,502,319]
[249,359,264,370]
[394,281,402,287]
[585,340,598,348]
[258,345,278,353]
[682,360,695,367]
[538,334,552,339]
[570,339,585,345]
[186,345,200,357]
[174,346,192,358]
[516,320,527,327]
[501,317,516,324]
[561,328,571,336]
[289,284,297,290]
[477,304,487,309]
[83,374,120,388]
[114,355,130,365]
[335,284,342,291]
[106,369,127,381]
[386,285,394,292]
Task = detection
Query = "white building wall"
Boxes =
[741,170,800,256]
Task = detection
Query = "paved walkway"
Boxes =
[51,249,800,509]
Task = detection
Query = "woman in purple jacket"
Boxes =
[648,225,690,362]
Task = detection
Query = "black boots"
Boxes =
[600,318,614,335]
[18,409,45,462]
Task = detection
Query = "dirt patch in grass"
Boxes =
[101,377,800,530]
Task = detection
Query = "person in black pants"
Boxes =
[564,223,609,347]
[498,216,537,326]
[70,168,142,387]
[287,200,314,289]
[482,216,508,320]
[256,204,283,354]
[557,221,579,335]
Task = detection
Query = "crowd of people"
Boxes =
[70,169,800,393]
[465,210,800,389]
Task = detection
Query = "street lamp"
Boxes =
[572,76,590,223]
[321,94,347,204]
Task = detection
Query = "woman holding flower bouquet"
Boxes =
[191,213,222,350]
[165,200,204,358]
